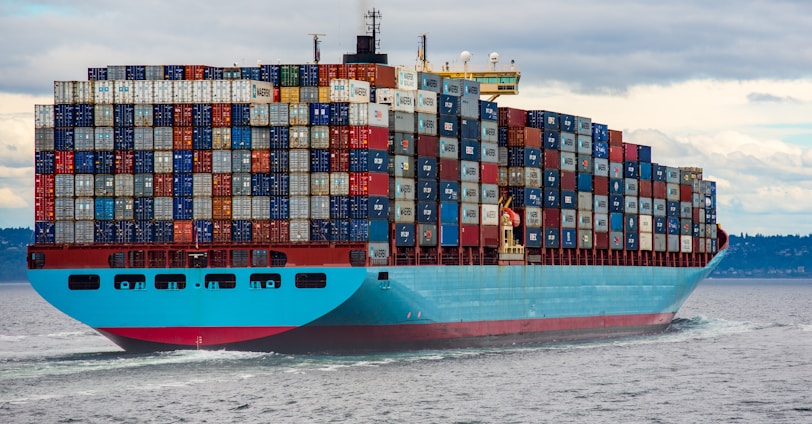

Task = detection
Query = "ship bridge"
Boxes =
[418,45,520,101]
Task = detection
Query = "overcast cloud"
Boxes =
[0,0,811,235]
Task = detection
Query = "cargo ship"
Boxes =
[27,12,727,353]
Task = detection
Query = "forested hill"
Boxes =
[1,229,810,280]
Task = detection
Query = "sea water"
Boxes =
[1,280,810,423]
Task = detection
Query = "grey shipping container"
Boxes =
[232,173,252,196]
[114,197,133,220]
[55,175,74,198]
[194,196,213,220]
[75,220,94,244]
[115,174,134,197]
[134,174,153,197]
[289,149,309,172]
[310,196,330,219]
[55,221,75,244]
[154,197,173,220]
[153,127,174,150]
[75,174,95,197]
[74,197,94,220]
[561,210,577,228]
[232,196,252,220]
[289,220,310,242]
[251,197,270,220]
[95,174,115,196]
[289,196,310,219]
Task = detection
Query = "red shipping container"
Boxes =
[480,163,498,184]
[524,127,542,148]
[174,220,193,243]
[212,197,232,219]
[608,129,623,146]
[115,150,134,174]
[212,173,232,196]
[506,128,525,147]
[680,185,692,201]
[624,143,638,161]
[273,87,281,103]
[212,219,231,243]
[594,232,609,249]
[35,197,55,221]
[250,150,270,173]
[593,176,609,195]
[193,150,213,173]
[330,150,350,172]
[439,159,459,181]
[173,127,193,150]
[154,173,174,196]
[639,180,652,198]
[498,107,527,127]
[270,219,290,243]
[184,65,207,80]
[653,182,667,199]
[560,171,576,191]
[35,174,55,198]
[54,151,74,174]
[480,225,499,247]
[346,64,358,80]
[609,145,624,162]
[349,172,388,196]
[417,135,439,157]
[544,150,560,169]
[544,208,561,228]
[330,126,350,150]
[460,224,480,246]
[212,103,231,127]
[173,104,193,126]
[368,126,388,150]
[349,125,368,149]
[252,220,271,243]
[693,208,700,221]
[318,64,333,87]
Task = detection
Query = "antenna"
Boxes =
[418,33,428,71]
[308,33,326,64]
[365,8,382,53]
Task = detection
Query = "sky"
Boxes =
[1,0,811,236]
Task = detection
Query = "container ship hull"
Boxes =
[28,250,724,353]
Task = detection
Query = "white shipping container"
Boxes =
[289,149,309,172]
[94,105,113,126]
[268,103,289,126]
[310,126,329,149]
[289,219,310,242]
[74,197,94,221]
[415,90,437,113]
[93,81,114,104]
[154,197,174,220]
[73,81,94,103]
[94,175,114,196]
[289,173,310,196]
[134,127,153,150]
[310,196,330,220]
[251,197,269,220]
[393,178,415,200]
[349,103,389,127]
[34,105,54,129]
[250,103,269,126]
[74,220,94,244]
[133,81,153,104]
[54,81,74,104]
[154,151,173,173]
[288,103,308,125]
[95,127,114,150]
[681,235,693,253]
[481,121,498,143]
[640,232,653,251]
[578,211,593,229]
[397,68,418,90]
[375,88,394,104]
[55,175,74,197]
[134,104,153,127]
[193,173,212,196]
[330,79,371,103]
[393,200,415,223]
[114,80,135,103]
[153,127,173,150]
[460,160,480,183]
[212,127,232,149]
[212,150,231,174]
[330,172,349,196]
[640,215,653,233]
[192,80,213,103]
[55,221,75,244]
[289,196,310,219]
[173,80,194,103]
[481,204,499,225]
[115,174,134,197]
[152,80,174,104]
[211,80,231,103]
[524,206,542,228]
[115,197,133,220]
[231,80,273,104]
[392,89,416,113]
[288,127,309,148]
[74,175,94,197]
[310,172,330,196]
[232,196,252,220]
[460,203,480,225]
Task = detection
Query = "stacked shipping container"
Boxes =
[33,63,719,262]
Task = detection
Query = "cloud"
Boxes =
[0,187,28,209]
[747,93,800,103]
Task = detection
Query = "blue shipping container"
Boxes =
[173,173,193,196]
[438,115,459,138]
[231,220,253,242]
[153,104,174,126]
[416,201,438,223]
[114,127,134,150]
[638,145,652,163]
[269,149,289,172]
[329,103,350,126]
[440,224,459,246]
[173,196,193,220]
[74,151,95,174]
[309,103,330,126]
[74,104,94,127]
[330,196,349,219]
[310,149,330,173]
[561,190,577,210]
[330,220,350,242]
[231,104,251,126]
[395,223,416,246]
[525,227,542,248]
[460,119,479,140]
[154,221,174,243]
[439,181,460,202]
[310,219,331,242]
[479,100,498,122]
[135,220,154,244]
[349,149,368,172]
[134,197,154,220]
[592,123,609,142]
[94,197,114,220]
[115,221,135,244]
[231,127,251,149]
[592,141,609,159]
[269,173,289,196]
[94,220,115,244]
[417,157,438,179]
[544,189,560,208]
[543,130,560,150]
[114,104,134,127]
[559,114,576,133]
[369,149,388,173]
[561,228,577,249]
[134,151,153,174]
[95,151,114,174]
[193,127,213,150]
[544,228,560,248]
[654,216,667,234]
[416,179,438,201]
[639,162,652,181]
[269,127,289,149]
[610,195,624,213]
[625,161,639,179]
[577,173,593,192]
[460,139,480,161]
[438,94,460,116]
[173,151,193,174]
[54,128,74,151]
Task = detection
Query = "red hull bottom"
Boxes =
[97,313,675,354]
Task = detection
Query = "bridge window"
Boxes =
[68,274,100,290]
[295,273,327,288]
[115,274,146,290]
[250,273,281,289]
[155,274,186,290]
[205,273,236,289]
[252,250,267,267]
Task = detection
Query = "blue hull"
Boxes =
[27,250,725,353]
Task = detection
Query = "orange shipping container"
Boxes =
[154,173,174,197]
[174,220,193,243]
[212,173,232,196]
[173,104,193,126]
[251,150,271,173]
[212,219,232,243]
[184,65,207,80]
[173,127,193,150]
[193,150,213,173]
[608,129,623,146]
[212,103,232,127]
[212,197,232,219]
